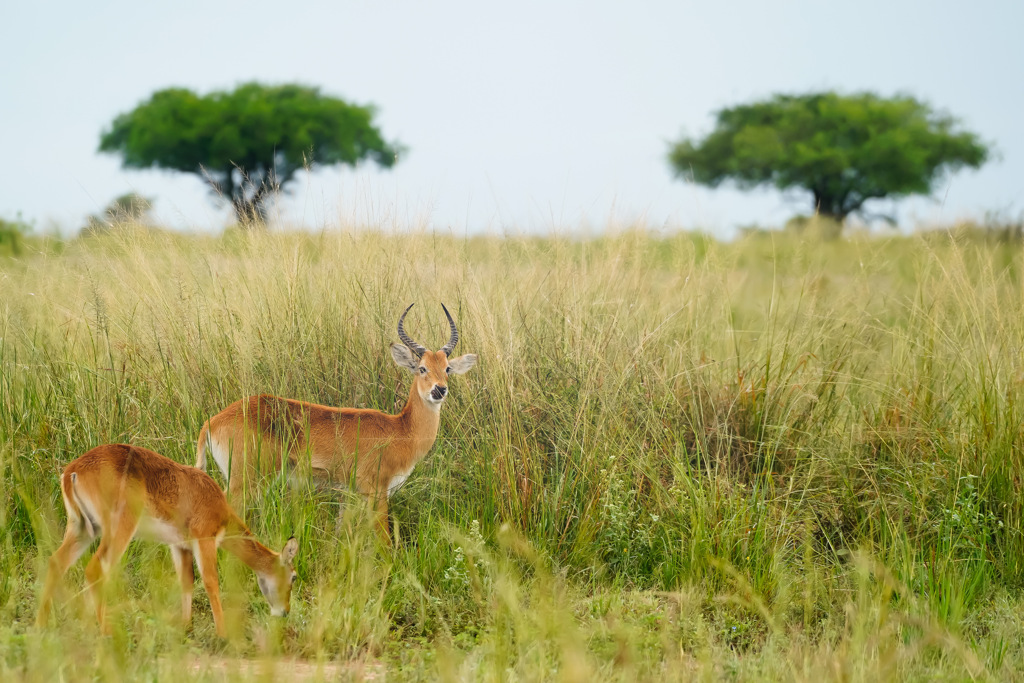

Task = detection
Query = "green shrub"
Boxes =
[0,216,28,256]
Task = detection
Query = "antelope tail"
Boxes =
[65,471,97,538]
[196,423,212,470]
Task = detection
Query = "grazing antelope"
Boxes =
[36,444,298,636]
[195,303,477,544]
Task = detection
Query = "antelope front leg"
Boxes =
[373,495,391,546]
[194,538,225,638]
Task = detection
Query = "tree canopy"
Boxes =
[668,92,990,223]
[100,83,402,224]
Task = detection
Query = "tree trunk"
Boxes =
[232,197,267,227]
[812,191,849,224]
[204,168,268,228]
[817,208,848,223]
[806,191,847,240]
[229,167,269,229]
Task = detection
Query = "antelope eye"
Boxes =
[445,366,452,374]
[419,367,428,374]
[291,573,298,584]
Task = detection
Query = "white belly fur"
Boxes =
[134,517,185,545]
[388,470,413,498]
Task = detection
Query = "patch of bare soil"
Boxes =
[184,656,385,681]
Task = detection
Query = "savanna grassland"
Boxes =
[3,224,1024,681]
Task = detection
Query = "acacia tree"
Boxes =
[668,92,990,223]
[100,83,402,225]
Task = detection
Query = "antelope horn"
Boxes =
[397,303,427,357]
[440,303,459,356]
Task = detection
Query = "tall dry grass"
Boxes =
[2,225,1023,680]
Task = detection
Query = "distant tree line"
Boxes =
[98,85,990,232]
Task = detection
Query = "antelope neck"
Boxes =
[398,379,441,436]
[220,516,279,575]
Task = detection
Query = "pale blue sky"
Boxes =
[1,0,1021,235]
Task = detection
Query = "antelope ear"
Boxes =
[447,353,478,375]
[390,343,420,371]
[280,537,299,565]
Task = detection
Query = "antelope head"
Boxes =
[256,536,300,617]
[390,303,477,409]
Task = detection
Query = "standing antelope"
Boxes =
[195,303,477,543]
[36,444,299,637]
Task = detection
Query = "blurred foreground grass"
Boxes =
[2,225,1024,680]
